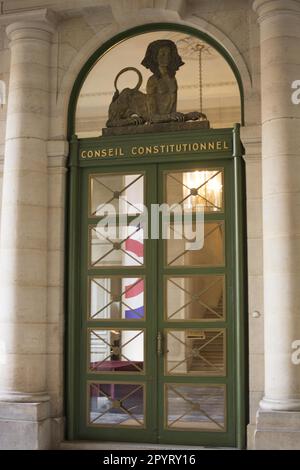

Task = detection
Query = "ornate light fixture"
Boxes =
[175,36,213,114]
[183,170,223,211]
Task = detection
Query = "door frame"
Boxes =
[157,159,235,447]
[66,126,248,448]
[80,163,158,443]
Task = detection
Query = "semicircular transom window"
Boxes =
[75,30,241,138]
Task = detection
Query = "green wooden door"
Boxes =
[156,161,235,446]
[77,164,158,444]
[67,133,246,448]
[66,129,247,448]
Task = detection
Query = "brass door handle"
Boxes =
[157,331,164,356]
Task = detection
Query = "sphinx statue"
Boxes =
[106,39,208,129]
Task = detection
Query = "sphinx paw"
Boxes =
[130,115,145,125]
[171,112,185,122]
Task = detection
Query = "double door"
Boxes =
[70,158,243,447]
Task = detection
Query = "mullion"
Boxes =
[165,213,225,223]
[88,267,145,275]
[88,215,142,224]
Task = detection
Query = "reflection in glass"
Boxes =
[75,31,241,138]
[166,384,225,431]
[90,173,144,216]
[166,169,223,212]
[90,224,144,266]
[166,329,225,376]
[89,383,144,427]
[90,329,144,373]
[166,222,224,266]
[90,277,145,320]
[166,276,224,321]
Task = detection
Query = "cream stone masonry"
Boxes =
[253,0,300,449]
[0,11,57,450]
[0,25,9,228]
[0,0,265,450]
[46,139,68,449]
[110,0,186,25]
[241,125,264,449]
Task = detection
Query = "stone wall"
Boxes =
[0,25,10,226]
[0,0,263,449]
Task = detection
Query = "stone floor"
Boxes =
[60,441,235,450]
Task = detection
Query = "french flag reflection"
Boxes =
[124,230,144,319]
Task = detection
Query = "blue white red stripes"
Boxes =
[124,233,144,319]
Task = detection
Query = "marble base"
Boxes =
[255,409,300,450]
[0,401,52,450]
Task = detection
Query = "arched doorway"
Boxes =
[67,24,247,448]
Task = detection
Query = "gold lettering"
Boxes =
[80,139,230,160]
[182,143,188,152]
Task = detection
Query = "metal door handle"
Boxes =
[157,331,164,356]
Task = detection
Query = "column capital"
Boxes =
[2,8,57,42]
[253,0,300,22]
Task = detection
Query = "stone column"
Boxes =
[253,0,300,449]
[0,11,56,449]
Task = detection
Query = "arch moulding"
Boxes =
[54,12,252,140]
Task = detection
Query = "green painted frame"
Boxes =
[66,125,248,448]
[66,21,247,448]
[78,162,158,442]
[156,158,232,446]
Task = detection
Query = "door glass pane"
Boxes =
[89,277,145,320]
[166,276,225,321]
[90,224,144,266]
[166,329,225,376]
[166,384,225,431]
[89,329,144,373]
[90,173,144,216]
[166,221,224,266]
[166,169,223,212]
[89,383,144,427]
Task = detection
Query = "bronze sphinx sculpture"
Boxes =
[106,39,208,129]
